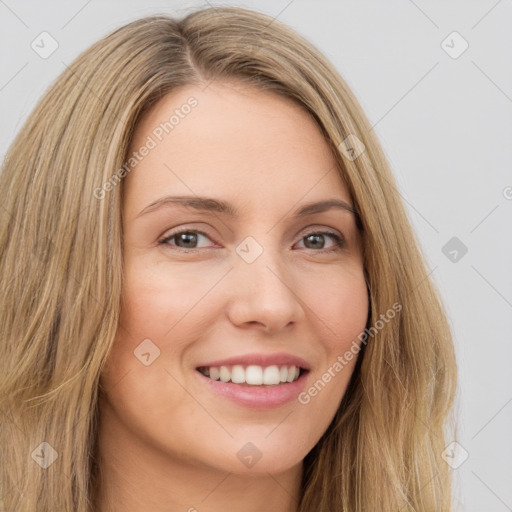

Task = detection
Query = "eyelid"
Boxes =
[158,224,346,253]
[158,227,217,249]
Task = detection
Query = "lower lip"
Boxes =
[196,371,308,409]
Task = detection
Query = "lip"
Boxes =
[195,352,311,409]
[196,352,311,371]
[197,370,308,409]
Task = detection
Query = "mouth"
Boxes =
[196,364,306,386]
[194,353,311,408]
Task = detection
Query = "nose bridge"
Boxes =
[226,234,304,331]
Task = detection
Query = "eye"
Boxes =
[159,229,216,251]
[295,231,345,252]
[159,228,345,253]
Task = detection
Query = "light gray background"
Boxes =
[1,1,511,510]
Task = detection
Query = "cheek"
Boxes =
[118,258,226,341]
[99,264,211,441]
[103,258,229,400]
[304,265,369,351]
[291,269,368,446]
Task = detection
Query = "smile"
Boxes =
[197,364,303,386]
[195,352,311,408]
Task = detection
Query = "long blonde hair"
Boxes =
[0,7,457,511]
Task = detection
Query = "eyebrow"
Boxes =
[136,195,358,219]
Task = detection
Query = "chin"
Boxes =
[194,435,310,476]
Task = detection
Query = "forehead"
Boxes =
[123,81,351,218]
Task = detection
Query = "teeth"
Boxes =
[262,365,280,385]
[286,365,296,382]
[219,366,230,382]
[231,365,245,384]
[199,364,302,386]
[246,365,263,385]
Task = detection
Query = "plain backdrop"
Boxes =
[1,1,511,511]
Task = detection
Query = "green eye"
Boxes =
[159,229,345,253]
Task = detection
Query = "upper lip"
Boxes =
[196,352,311,370]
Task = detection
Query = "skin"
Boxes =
[96,80,369,512]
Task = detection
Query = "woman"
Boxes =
[0,6,457,511]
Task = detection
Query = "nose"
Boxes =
[225,243,306,334]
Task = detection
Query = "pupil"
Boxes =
[306,234,323,249]
[179,233,197,248]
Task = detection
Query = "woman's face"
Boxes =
[99,81,368,477]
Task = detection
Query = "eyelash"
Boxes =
[158,228,345,254]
